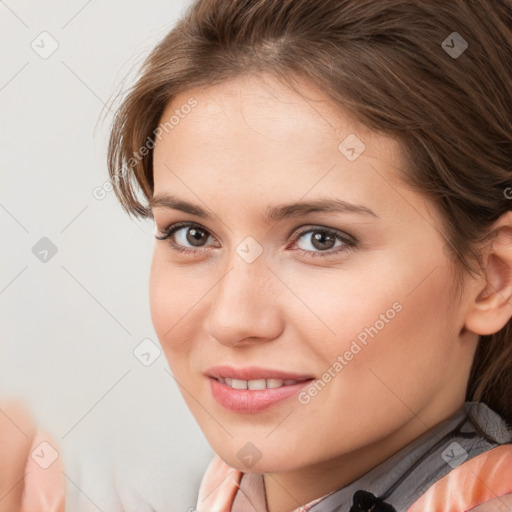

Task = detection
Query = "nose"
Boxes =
[203,252,284,348]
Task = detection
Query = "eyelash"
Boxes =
[154,221,357,259]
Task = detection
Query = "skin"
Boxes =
[149,72,512,512]
[0,399,65,512]
[0,400,35,511]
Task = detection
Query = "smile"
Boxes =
[216,377,304,390]
[206,366,315,413]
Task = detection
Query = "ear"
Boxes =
[464,211,512,336]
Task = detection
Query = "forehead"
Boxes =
[154,72,402,168]
[151,73,410,222]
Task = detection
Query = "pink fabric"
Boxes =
[196,456,242,512]
[197,446,512,512]
[407,444,512,512]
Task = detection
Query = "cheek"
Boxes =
[148,250,200,359]
[278,261,406,359]
[281,263,457,456]
[290,254,456,397]
[328,266,456,413]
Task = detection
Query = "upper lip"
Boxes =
[205,365,315,381]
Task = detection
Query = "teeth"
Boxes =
[248,379,267,390]
[218,377,301,389]
[231,378,248,390]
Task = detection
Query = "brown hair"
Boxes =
[107,0,512,425]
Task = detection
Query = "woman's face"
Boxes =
[149,73,478,475]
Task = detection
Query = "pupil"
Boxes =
[187,228,206,247]
[312,231,334,250]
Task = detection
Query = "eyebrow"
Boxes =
[148,193,379,222]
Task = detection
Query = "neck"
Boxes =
[262,402,463,512]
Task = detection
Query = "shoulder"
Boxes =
[408,443,512,512]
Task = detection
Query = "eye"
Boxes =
[155,222,357,259]
[289,227,356,258]
[155,222,216,254]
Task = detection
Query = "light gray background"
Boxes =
[0,1,213,510]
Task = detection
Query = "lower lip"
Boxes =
[208,377,313,414]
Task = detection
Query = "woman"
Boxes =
[107,0,512,510]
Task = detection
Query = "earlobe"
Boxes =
[464,212,512,336]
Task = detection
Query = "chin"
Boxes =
[222,454,292,474]
[207,436,305,473]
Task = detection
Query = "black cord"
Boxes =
[349,490,397,511]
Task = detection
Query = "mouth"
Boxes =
[206,365,315,413]
[216,377,308,390]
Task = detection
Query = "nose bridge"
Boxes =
[205,242,281,344]
[217,233,270,298]
[215,246,269,312]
